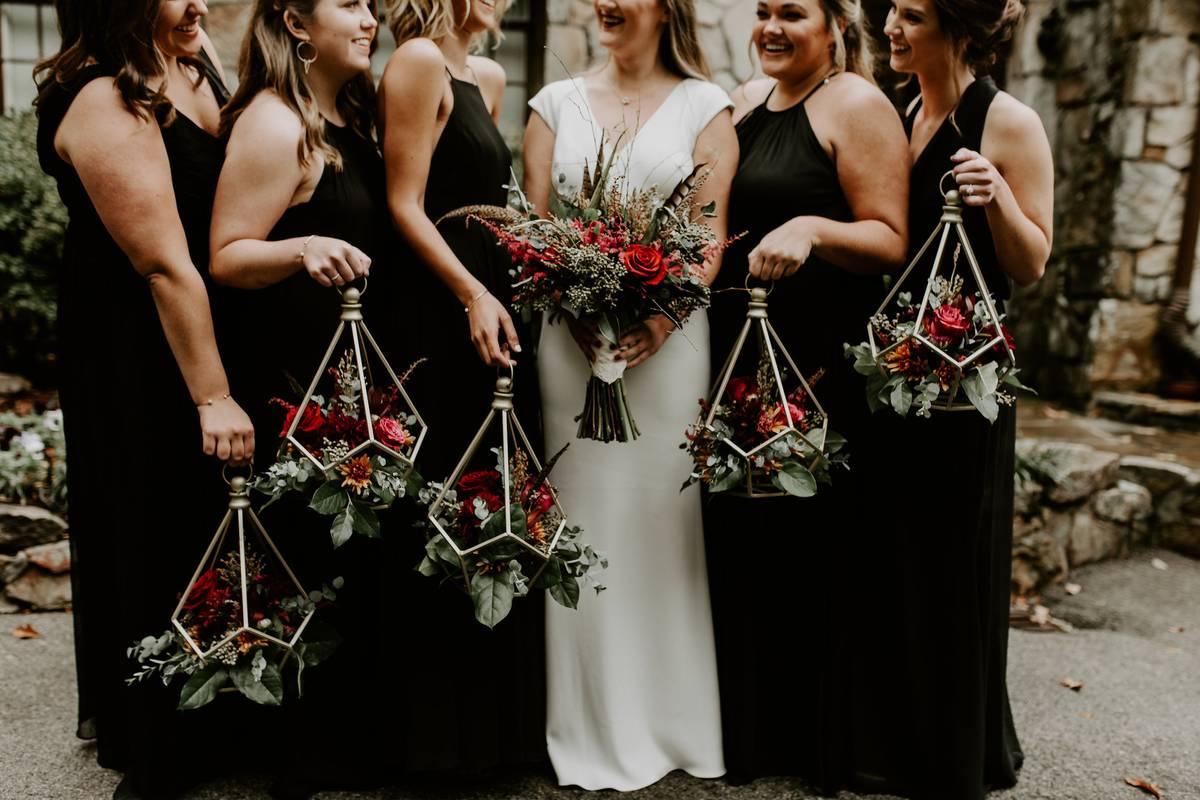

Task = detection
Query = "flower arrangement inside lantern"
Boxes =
[127,476,341,709]
[684,287,848,498]
[417,374,606,628]
[845,179,1027,421]
[254,284,427,547]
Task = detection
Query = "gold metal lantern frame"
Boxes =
[703,286,830,498]
[427,373,569,589]
[286,283,427,472]
[866,172,1016,412]
[170,475,315,669]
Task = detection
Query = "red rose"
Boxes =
[327,412,367,445]
[457,470,501,496]
[279,403,325,439]
[184,570,219,611]
[927,304,971,343]
[375,415,411,450]
[983,323,1017,356]
[620,244,667,286]
[726,377,756,405]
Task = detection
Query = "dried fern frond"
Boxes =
[435,204,524,227]
[664,162,707,215]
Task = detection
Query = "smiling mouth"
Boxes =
[175,22,198,33]
[352,37,372,48]
[598,13,625,29]
[479,0,497,8]
[761,41,792,54]
[891,44,910,55]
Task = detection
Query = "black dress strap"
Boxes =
[195,49,229,105]
[951,76,999,152]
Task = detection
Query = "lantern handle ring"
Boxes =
[743,274,775,296]
[497,362,516,385]
[221,462,255,487]
[939,170,960,201]
[339,277,368,299]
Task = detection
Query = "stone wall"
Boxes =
[1007,0,1200,405]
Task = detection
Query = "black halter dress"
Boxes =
[704,77,888,788]
[36,53,279,798]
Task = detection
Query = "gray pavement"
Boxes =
[2,549,1197,800]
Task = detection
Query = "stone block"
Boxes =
[545,25,590,81]
[1188,43,1200,106]
[1068,507,1128,566]
[0,505,68,555]
[1118,454,1197,495]
[0,552,27,585]
[1014,478,1045,516]
[1114,0,1157,39]
[723,2,757,82]
[1165,142,1192,170]
[1112,159,1183,249]
[1018,440,1121,503]
[1089,299,1162,389]
[1157,188,1186,243]
[1134,244,1176,303]
[1112,250,1136,297]
[699,22,731,75]
[1127,36,1192,106]
[1009,0,1053,77]
[24,540,69,575]
[1147,106,1196,148]
[1093,480,1153,523]
[1159,0,1200,37]
[1061,7,1100,74]
[1057,76,1090,106]
[1111,108,1147,159]
[3,568,71,611]
[1012,530,1069,595]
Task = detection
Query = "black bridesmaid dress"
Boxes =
[224,119,398,790]
[380,70,548,773]
[37,54,278,797]
[704,77,888,790]
[862,75,1022,800]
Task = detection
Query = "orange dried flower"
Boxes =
[337,455,373,494]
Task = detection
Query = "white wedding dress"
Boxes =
[529,77,731,791]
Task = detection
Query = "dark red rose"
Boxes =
[727,377,755,405]
[279,403,325,439]
[927,304,971,343]
[984,323,1017,356]
[620,244,667,286]
[327,412,368,445]
[375,415,411,450]
[457,470,501,496]
[184,570,219,611]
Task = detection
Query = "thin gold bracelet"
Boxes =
[297,234,316,264]
[464,288,489,313]
[198,393,231,408]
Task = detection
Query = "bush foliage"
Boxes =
[0,111,65,385]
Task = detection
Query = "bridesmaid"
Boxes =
[704,0,908,790]
[375,0,548,772]
[209,0,389,794]
[34,1,255,797]
[870,0,1052,796]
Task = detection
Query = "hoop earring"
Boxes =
[296,40,318,75]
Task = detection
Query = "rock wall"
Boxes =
[1007,0,1200,404]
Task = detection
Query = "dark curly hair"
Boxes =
[933,0,1024,74]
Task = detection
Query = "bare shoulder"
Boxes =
[469,55,505,89]
[62,77,147,137]
[827,72,896,121]
[383,36,445,84]
[986,91,1047,140]
[229,91,303,151]
[732,78,772,122]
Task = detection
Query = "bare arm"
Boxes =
[691,107,738,285]
[470,56,506,125]
[381,39,519,366]
[522,110,555,217]
[210,94,370,290]
[56,79,253,461]
[749,77,909,280]
[959,93,1054,287]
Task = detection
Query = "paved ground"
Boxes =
[2,549,1197,800]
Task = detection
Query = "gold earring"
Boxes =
[296,40,318,75]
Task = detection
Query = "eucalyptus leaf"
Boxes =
[961,370,999,422]
[330,506,354,548]
[709,466,745,494]
[310,481,349,515]
[482,504,529,539]
[775,462,817,497]
[350,503,381,538]
[549,574,581,609]
[231,660,283,706]
[470,570,515,628]
[890,380,913,417]
[177,664,228,711]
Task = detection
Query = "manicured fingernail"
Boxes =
[513,344,522,352]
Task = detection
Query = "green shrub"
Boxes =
[0,111,66,386]
[0,409,67,515]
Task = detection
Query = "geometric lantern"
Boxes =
[698,285,837,498]
[170,474,316,671]
[286,283,426,471]
[426,372,569,592]
[866,174,1016,412]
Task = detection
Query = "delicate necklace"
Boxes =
[605,71,641,106]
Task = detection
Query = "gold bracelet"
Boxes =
[464,288,489,313]
[297,234,316,264]
[198,393,231,408]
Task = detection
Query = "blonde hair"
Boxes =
[659,0,711,80]
[221,0,377,169]
[383,0,509,49]
[821,0,876,83]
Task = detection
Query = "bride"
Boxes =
[522,0,738,789]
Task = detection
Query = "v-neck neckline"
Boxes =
[579,78,687,155]
[907,78,978,171]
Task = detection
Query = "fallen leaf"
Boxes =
[1168,626,1185,634]
[1031,605,1051,626]
[1151,558,1169,571]
[11,624,40,640]
[1065,583,1082,595]
[1060,677,1084,691]
[1124,776,1164,798]
[1077,711,1094,720]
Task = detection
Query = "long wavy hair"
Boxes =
[221,0,377,170]
[382,0,508,49]
[821,0,875,83]
[34,0,198,123]
[659,0,711,80]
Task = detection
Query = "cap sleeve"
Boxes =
[528,80,565,134]
[685,80,734,141]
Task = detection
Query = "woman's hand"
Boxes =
[300,236,371,288]
[566,315,602,364]
[747,217,823,280]
[197,397,255,464]
[951,148,1004,207]
[467,292,521,367]
[618,315,675,369]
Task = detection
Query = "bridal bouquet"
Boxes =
[416,444,606,628]
[683,356,848,497]
[127,545,342,709]
[451,148,725,442]
[845,275,1027,421]
[253,352,424,547]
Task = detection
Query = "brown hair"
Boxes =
[383,0,508,49]
[35,0,199,123]
[659,0,711,80]
[221,0,377,169]
[932,0,1024,74]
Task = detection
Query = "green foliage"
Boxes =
[0,112,66,384]
[0,408,67,514]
